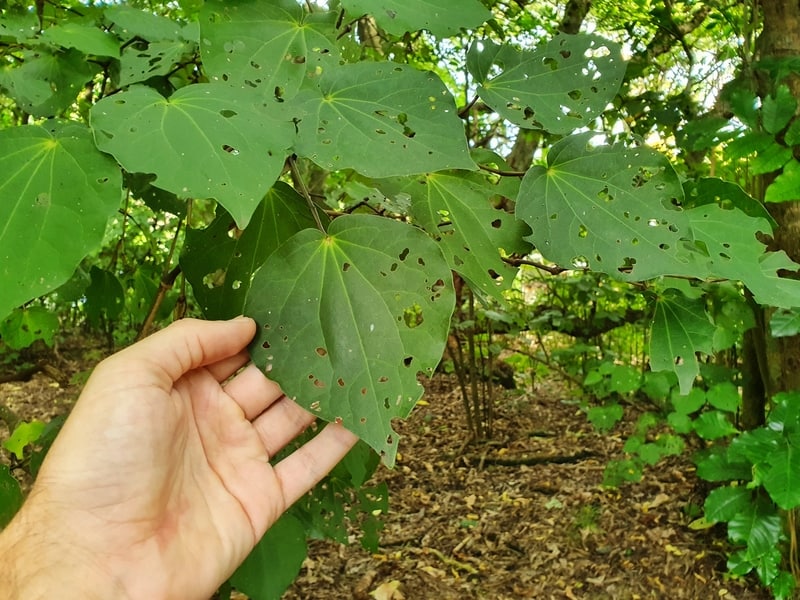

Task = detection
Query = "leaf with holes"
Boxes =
[378,170,530,300]
[650,289,716,394]
[686,204,800,309]
[91,83,293,228]
[293,62,476,177]
[0,120,121,322]
[182,183,321,320]
[245,214,455,465]
[517,133,698,281]
[340,0,490,37]
[200,0,339,101]
[476,33,625,134]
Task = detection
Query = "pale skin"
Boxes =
[0,317,358,600]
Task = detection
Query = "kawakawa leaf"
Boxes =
[378,170,531,300]
[182,183,322,320]
[200,0,339,100]
[340,0,490,37]
[650,289,716,394]
[293,62,476,177]
[476,34,625,134]
[518,133,698,281]
[245,214,455,465]
[91,83,293,228]
[0,120,121,321]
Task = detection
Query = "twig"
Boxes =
[478,163,527,177]
[288,155,326,232]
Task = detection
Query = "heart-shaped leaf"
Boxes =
[379,170,530,300]
[518,133,696,281]
[182,183,321,319]
[0,120,121,321]
[200,0,339,100]
[650,289,716,394]
[476,33,625,134]
[91,83,293,228]
[293,62,476,177]
[341,0,490,37]
[245,214,455,465]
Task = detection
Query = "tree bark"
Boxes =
[756,1,800,396]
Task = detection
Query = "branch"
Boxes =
[503,256,568,275]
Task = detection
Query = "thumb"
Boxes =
[121,317,257,382]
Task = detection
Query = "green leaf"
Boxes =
[768,392,800,434]
[771,309,800,338]
[41,20,121,58]
[667,411,693,434]
[0,121,121,321]
[518,134,694,281]
[230,513,306,600]
[650,290,715,394]
[0,8,39,41]
[200,0,339,100]
[587,403,623,432]
[750,144,792,176]
[695,446,752,482]
[91,84,293,228]
[762,85,797,135]
[728,497,783,558]
[84,267,125,326]
[182,183,321,319]
[683,177,776,227]
[0,307,59,350]
[729,428,781,465]
[0,48,99,117]
[477,34,625,134]
[246,214,455,465]
[341,0,490,37]
[704,486,752,523]
[608,364,641,394]
[693,410,738,440]
[119,39,196,87]
[105,5,191,41]
[0,465,22,528]
[379,171,530,300]
[670,386,706,415]
[706,382,740,413]
[293,62,476,177]
[685,204,800,308]
[762,434,800,509]
[467,39,503,84]
[3,420,45,460]
[766,159,800,203]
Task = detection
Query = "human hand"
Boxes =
[0,317,358,600]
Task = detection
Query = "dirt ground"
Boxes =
[0,341,771,600]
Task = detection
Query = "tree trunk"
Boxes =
[756,1,800,398]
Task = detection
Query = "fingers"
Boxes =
[251,397,317,457]
[223,364,285,420]
[273,422,359,508]
[124,317,257,383]
[207,350,251,383]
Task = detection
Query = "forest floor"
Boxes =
[0,339,771,600]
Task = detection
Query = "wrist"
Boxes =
[0,498,128,600]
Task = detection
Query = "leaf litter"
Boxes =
[0,346,771,599]
[284,375,769,600]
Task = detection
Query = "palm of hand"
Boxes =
[21,319,356,600]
